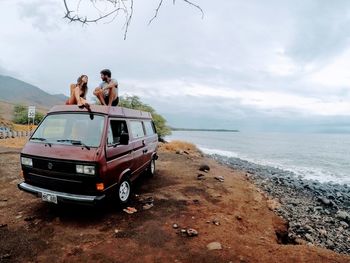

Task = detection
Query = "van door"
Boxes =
[143,120,158,164]
[105,119,133,188]
[129,120,147,179]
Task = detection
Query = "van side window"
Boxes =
[144,121,155,135]
[130,121,145,139]
[107,120,128,146]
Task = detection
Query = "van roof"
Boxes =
[48,105,153,119]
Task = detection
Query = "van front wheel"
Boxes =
[117,178,131,204]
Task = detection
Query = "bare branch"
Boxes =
[123,0,134,40]
[149,0,164,25]
[182,0,204,18]
[62,0,204,39]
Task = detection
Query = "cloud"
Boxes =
[18,0,61,32]
[1,0,350,131]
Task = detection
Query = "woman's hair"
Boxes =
[76,75,88,98]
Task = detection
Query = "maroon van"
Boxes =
[18,105,158,205]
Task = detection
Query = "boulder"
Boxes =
[336,210,350,222]
[199,164,210,172]
[207,242,222,250]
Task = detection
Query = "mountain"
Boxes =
[0,75,68,108]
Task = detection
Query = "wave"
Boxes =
[199,146,349,185]
[198,147,239,158]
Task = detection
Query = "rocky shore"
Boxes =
[210,154,350,254]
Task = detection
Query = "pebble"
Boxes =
[197,174,205,180]
[212,219,220,226]
[319,197,331,206]
[336,211,350,221]
[305,234,314,242]
[143,203,154,210]
[173,223,179,229]
[340,221,349,228]
[199,164,210,172]
[326,240,335,248]
[210,153,350,254]
[214,176,224,182]
[207,242,222,250]
[0,254,11,260]
[186,228,198,237]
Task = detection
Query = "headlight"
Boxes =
[76,165,84,173]
[76,164,95,175]
[21,157,33,167]
[83,166,95,175]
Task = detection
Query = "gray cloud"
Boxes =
[1,0,350,131]
[18,0,61,32]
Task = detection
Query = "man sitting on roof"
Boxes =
[93,69,119,106]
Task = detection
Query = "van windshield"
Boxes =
[31,113,105,148]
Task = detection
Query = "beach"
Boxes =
[0,139,349,262]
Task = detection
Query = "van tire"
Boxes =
[117,177,132,205]
[147,159,156,177]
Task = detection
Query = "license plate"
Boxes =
[41,192,58,204]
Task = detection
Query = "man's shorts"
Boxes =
[104,96,119,106]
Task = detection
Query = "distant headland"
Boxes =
[170,127,239,132]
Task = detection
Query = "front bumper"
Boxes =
[18,182,105,205]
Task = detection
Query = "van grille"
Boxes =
[32,157,77,173]
[22,156,98,195]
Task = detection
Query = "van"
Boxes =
[18,105,158,205]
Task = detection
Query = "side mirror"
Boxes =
[119,133,129,145]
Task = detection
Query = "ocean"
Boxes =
[166,131,350,185]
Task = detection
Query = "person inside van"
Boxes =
[93,69,119,106]
[66,75,90,109]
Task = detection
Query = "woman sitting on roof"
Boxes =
[65,75,90,109]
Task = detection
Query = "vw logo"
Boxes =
[48,162,53,170]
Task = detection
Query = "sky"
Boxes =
[0,0,350,132]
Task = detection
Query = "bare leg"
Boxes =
[108,87,117,106]
[94,88,106,105]
[66,84,78,105]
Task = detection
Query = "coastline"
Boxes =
[0,138,349,262]
[209,153,350,254]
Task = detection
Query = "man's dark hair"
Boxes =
[100,69,112,78]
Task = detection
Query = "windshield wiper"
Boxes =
[31,137,52,146]
[31,137,47,141]
[56,139,90,150]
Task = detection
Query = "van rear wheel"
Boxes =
[147,159,156,177]
[117,178,131,204]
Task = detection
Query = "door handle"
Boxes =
[143,149,148,154]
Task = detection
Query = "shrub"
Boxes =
[119,95,171,139]
[13,104,44,125]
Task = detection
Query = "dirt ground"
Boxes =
[0,140,349,263]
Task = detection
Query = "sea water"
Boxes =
[166,131,350,185]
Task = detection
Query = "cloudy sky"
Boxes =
[1,0,350,132]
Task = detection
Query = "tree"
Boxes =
[13,104,44,125]
[62,0,203,39]
[119,95,171,139]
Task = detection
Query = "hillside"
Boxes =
[0,75,67,109]
[0,75,68,121]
